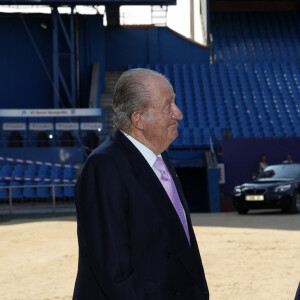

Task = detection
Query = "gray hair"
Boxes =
[112,68,166,132]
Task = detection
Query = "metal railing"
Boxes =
[0,183,75,214]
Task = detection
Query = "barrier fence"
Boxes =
[0,176,76,183]
[0,156,80,169]
[0,183,75,214]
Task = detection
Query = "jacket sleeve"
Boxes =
[76,153,141,299]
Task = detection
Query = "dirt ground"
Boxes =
[0,211,299,300]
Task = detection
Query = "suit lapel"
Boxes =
[162,153,198,248]
[113,131,204,285]
[162,152,204,279]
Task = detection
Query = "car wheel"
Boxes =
[237,208,248,214]
[287,191,300,214]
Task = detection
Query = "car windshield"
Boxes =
[256,164,300,180]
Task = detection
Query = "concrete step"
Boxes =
[101,71,122,136]
[105,71,122,93]
[100,94,113,108]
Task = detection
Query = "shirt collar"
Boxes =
[121,131,161,168]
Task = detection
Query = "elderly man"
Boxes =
[73,68,209,300]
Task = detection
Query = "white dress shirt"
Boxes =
[121,131,187,221]
[121,131,162,180]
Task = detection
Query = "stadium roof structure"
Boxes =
[0,0,176,5]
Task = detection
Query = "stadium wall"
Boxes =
[0,14,210,109]
[105,26,210,70]
[0,14,53,109]
[79,15,106,108]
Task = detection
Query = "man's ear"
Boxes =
[131,111,144,130]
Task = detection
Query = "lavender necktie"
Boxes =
[154,157,190,245]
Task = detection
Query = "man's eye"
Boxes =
[163,105,171,113]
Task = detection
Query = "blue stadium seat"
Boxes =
[9,181,23,199]
[171,128,182,148]
[37,181,50,198]
[51,166,63,179]
[213,128,224,139]
[12,164,25,177]
[0,182,9,199]
[1,164,13,177]
[163,64,173,85]
[191,64,208,128]
[173,64,188,127]
[23,181,37,199]
[25,164,38,178]
[192,128,203,146]
[64,186,75,198]
[182,128,193,147]
[50,183,64,198]
[63,167,76,180]
[37,165,50,178]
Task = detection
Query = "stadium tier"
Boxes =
[128,62,300,147]
[211,12,300,64]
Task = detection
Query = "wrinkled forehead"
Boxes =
[143,76,175,111]
[142,74,174,95]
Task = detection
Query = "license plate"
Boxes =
[245,195,264,201]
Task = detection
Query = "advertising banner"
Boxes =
[55,122,79,130]
[2,123,26,131]
[80,122,102,130]
[0,108,102,117]
[29,123,54,131]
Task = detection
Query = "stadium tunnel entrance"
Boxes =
[176,166,209,212]
[168,149,220,213]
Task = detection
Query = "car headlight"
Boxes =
[274,184,292,193]
[234,186,242,195]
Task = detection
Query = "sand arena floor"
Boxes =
[0,211,299,300]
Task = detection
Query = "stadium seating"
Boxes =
[128,61,300,147]
[0,162,77,202]
[1,11,299,199]
[211,12,300,64]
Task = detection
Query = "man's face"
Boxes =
[141,75,183,154]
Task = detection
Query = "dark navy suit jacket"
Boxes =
[73,130,209,300]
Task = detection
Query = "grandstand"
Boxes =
[211,12,300,63]
[128,62,300,143]
[0,0,299,213]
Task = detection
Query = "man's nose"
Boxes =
[173,104,183,120]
